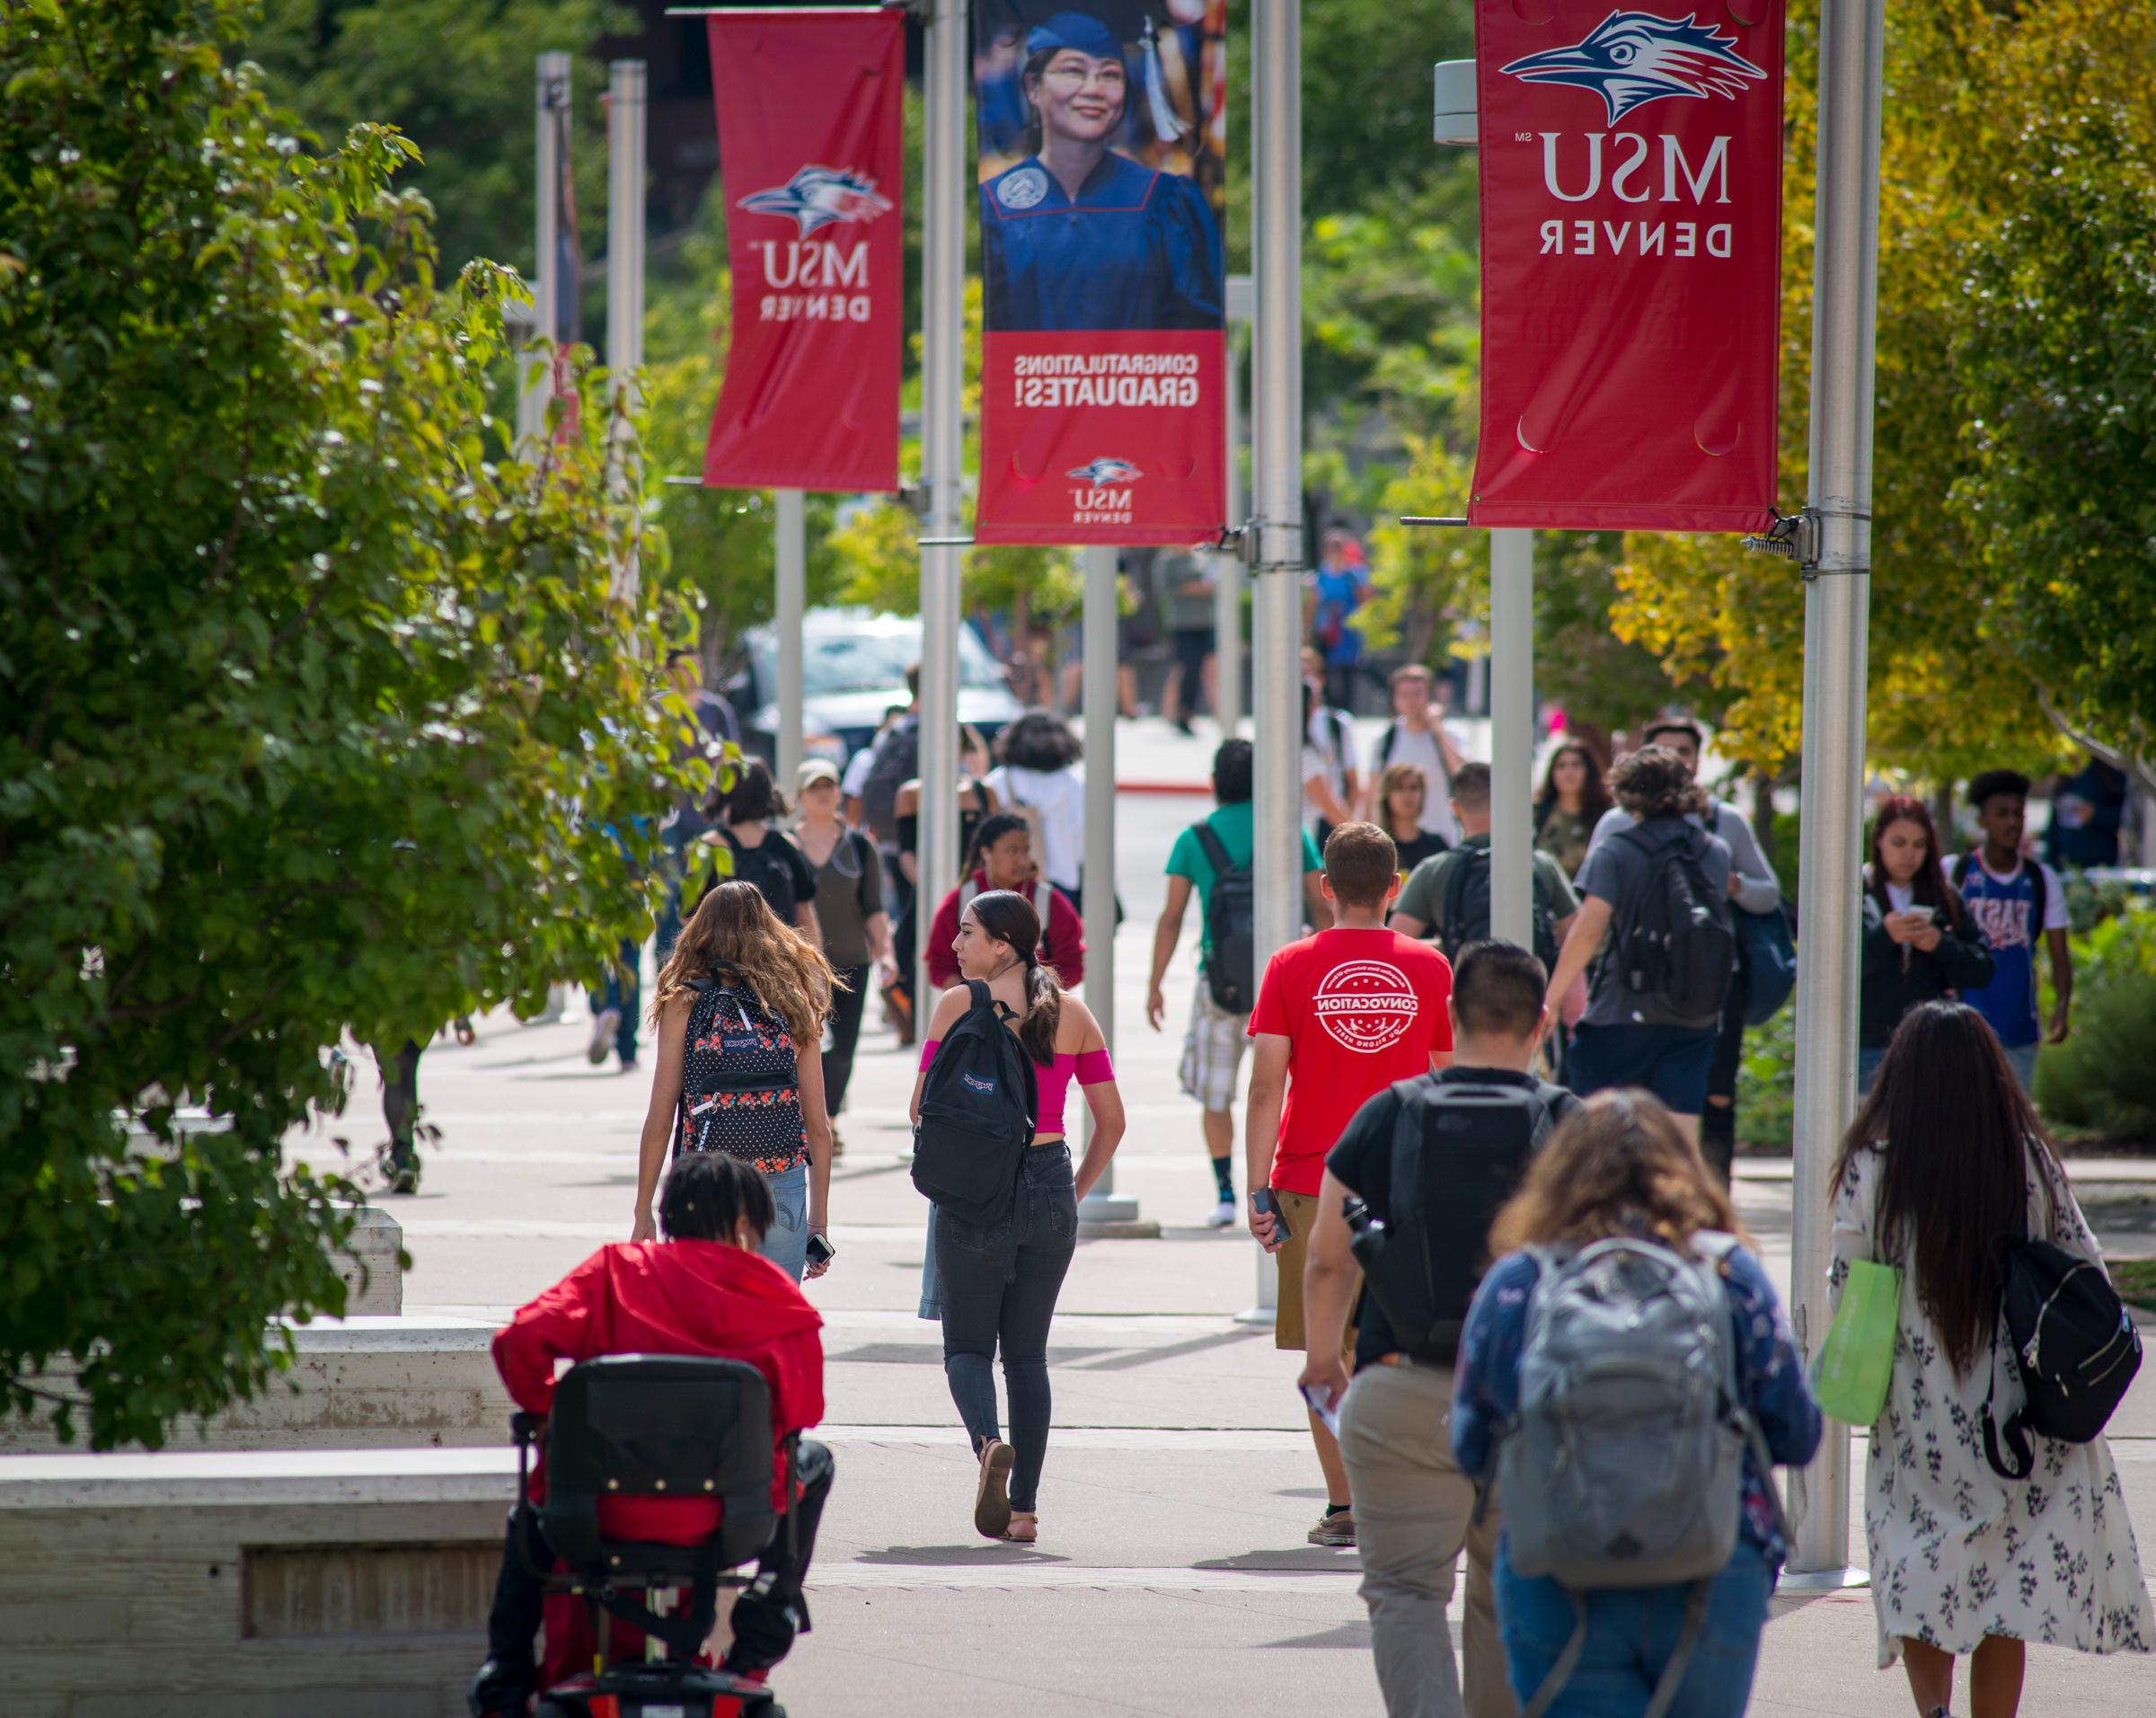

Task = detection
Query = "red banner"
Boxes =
[973,3,1228,546]
[1469,4,1786,533]
[702,10,902,492]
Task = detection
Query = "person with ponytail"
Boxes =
[908,888,1125,1545]
[632,881,838,1283]
[923,811,1087,993]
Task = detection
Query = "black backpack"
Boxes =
[1348,1071,1578,1366]
[1982,1199,2142,1480]
[1438,844,1563,974]
[859,717,921,845]
[1610,824,1736,1027]
[676,975,807,1172]
[912,979,1039,1227]
[1191,821,1257,1014]
[714,828,799,926]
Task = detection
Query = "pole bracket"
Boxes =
[1397,515,1472,527]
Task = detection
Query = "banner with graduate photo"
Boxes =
[973,3,1227,545]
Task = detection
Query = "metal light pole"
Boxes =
[605,58,646,607]
[1079,545,1144,1233]
[1487,529,1533,948]
[915,0,966,1014]
[519,52,572,452]
[1215,274,1254,738]
[1785,0,1887,1587]
[774,490,807,793]
[1250,0,1303,974]
[1429,62,1533,950]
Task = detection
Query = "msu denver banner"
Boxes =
[1470,4,1786,533]
[702,9,902,492]
[975,4,1228,545]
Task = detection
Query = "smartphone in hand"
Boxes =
[806,1232,836,1268]
[1251,1188,1289,1246]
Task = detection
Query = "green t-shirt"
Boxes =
[1164,801,1323,955]
[1393,831,1581,938]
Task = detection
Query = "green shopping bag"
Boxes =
[1814,1259,1902,1426]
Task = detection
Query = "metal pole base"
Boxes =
[1232,1304,1275,1327]
[1076,1192,1158,1239]
[1776,1566,1870,1591]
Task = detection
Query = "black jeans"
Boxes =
[936,1144,1078,1513]
[824,964,870,1115]
[476,1439,835,1706]
[375,1039,420,1171]
[1700,966,1749,1183]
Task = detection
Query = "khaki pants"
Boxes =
[1338,1360,1515,1718]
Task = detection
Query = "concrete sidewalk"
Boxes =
[334,855,2156,1716]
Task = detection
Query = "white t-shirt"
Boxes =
[840,743,878,799]
[985,764,1084,890]
[1300,743,1333,837]
[1305,705,1355,806]
[1367,722,1461,843]
[1885,880,1914,913]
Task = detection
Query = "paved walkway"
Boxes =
[330,784,2156,1716]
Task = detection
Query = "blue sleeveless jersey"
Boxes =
[1953,856,2051,1048]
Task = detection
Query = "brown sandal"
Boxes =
[1001,1511,1038,1544]
[973,1439,1014,1539]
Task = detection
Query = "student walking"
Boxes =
[1146,739,1328,1228]
[793,760,890,1146]
[1454,1091,1822,1715]
[1859,796,1993,1090]
[1392,764,1577,969]
[632,881,836,1284]
[1579,719,1779,1176]
[1363,665,1469,846]
[1246,823,1454,1548]
[1533,739,1613,880]
[1544,746,1735,1148]
[1830,1003,2152,1713]
[983,710,1086,901]
[1374,762,1450,878]
[1949,769,2073,1092]
[1299,942,1577,1718]
[701,760,820,946]
[923,813,1086,993]
[911,889,1126,1545]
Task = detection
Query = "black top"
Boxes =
[1326,1066,1553,1374]
[711,828,817,926]
[1392,829,1452,873]
[1858,884,1994,1048]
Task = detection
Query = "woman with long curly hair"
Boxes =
[632,881,839,1281]
[1832,1003,2151,1714]
[1539,745,1733,1140]
[1454,1091,1820,1714]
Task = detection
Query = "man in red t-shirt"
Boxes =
[1245,822,1453,1548]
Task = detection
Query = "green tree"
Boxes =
[246,0,625,284]
[0,0,691,1448]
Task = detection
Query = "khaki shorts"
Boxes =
[1273,1188,1358,1353]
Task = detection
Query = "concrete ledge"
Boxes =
[0,1316,509,1455]
[338,1204,404,1315]
[0,1448,511,1717]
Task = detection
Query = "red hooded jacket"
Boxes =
[924,870,1086,991]
[493,1237,825,1533]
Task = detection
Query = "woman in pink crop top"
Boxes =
[909,886,1125,1551]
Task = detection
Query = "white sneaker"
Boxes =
[587,1007,621,1066]
[1205,1197,1237,1229]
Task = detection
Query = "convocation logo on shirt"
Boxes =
[1313,961,1419,1054]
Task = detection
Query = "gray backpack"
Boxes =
[1495,1232,1787,1718]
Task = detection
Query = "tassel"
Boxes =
[1142,17,1188,142]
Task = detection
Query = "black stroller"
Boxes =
[510,1354,800,1718]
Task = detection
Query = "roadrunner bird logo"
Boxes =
[1501,11,1767,126]
[1066,457,1144,485]
[739,166,893,237]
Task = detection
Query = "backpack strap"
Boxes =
[1378,721,1399,768]
[1190,819,1233,879]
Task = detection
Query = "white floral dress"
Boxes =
[1830,1142,2153,1668]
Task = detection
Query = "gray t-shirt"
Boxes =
[1573,817,1733,1027]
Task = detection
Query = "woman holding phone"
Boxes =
[1859,796,1993,1091]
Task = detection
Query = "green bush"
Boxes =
[2034,910,2156,1137]
[1736,1005,1797,1148]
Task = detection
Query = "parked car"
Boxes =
[729,607,1022,766]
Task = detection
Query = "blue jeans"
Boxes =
[918,1201,941,1321]
[2002,1039,2039,1094]
[1497,1537,1772,1717]
[588,937,640,1061]
[936,1144,1078,1513]
[759,1159,809,1281]
[1857,1044,1886,1094]
[1568,1022,1719,1114]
